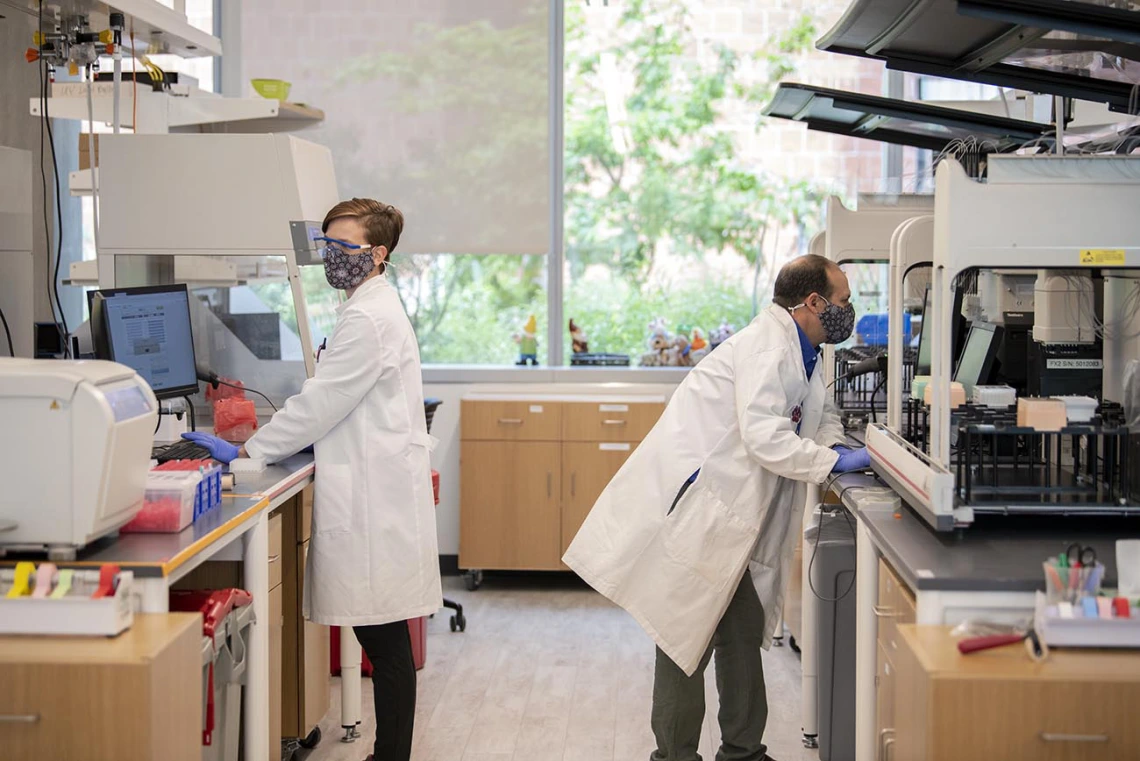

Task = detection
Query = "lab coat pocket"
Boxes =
[663,487,757,585]
[313,464,353,536]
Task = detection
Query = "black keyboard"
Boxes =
[154,440,215,463]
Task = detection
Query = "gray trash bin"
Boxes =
[805,506,857,761]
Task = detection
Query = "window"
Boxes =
[232,0,887,367]
[561,0,884,363]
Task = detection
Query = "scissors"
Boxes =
[1062,543,1097,569]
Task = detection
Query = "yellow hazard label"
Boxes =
[50,401,60,410]
[1079,249,1126,266]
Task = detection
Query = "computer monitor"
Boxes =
[915,287,932,375]
[915,285,968,376]
[88,284,199,400]
[954,322,1004,395]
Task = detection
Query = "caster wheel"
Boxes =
[463,570,483,591]
[789,635,800,654]
[451,613,467,632]
[299,726,322,749]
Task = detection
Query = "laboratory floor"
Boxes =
[305,576,817,761]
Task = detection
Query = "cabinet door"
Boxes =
[460,441,562,570]
[561,442,634,557]
[876,642,896,761]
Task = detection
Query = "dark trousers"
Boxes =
[650,574,769,761]
[353,620,416,761]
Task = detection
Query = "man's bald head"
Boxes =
[773,254,842,310]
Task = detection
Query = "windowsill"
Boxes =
[422,364,691,385]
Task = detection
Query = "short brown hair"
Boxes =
[322,198,404,272]
[773,254,838,309]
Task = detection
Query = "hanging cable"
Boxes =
[0,307,14,357]
[37,2,67,353]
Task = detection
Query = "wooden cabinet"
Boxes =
[561,442,635,557]
[0,614,202,761]
[461,441,562,570]
[894,624,1140,761]
[460,396,664,574]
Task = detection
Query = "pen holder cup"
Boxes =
[1043,560,1105,605]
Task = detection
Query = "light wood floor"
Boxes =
[306,576,818,761]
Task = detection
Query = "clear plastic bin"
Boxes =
[120,472,199,533]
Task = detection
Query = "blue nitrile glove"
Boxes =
[181,432,241,464]
[831,444,871,474]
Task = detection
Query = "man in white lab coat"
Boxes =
[185,199,442,761]
[563,254,870,761]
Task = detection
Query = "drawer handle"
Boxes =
[547,473,553,498]
[571,473,576,498]
[498,418,524,425]
[0,714,40,724]
[268,554,281,563]
[873,605,902,618]
[602,419,627,426]
[1041,733,1108,743]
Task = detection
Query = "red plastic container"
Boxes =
[331,618,425,675]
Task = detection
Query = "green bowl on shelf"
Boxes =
[251,78,291,101]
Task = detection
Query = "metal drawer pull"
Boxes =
[498,418,523,425]
[0,715,40,724]
[268,554,281,563]
[602,419,627,426]
[872,605,902,618]
[1041,733,1108,743]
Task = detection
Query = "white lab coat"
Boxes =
[562,305,844,675]
[244,275,443,627]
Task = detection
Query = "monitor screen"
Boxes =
[954,322,1002,395]
[915,287,932,375]
[90,285,199,400]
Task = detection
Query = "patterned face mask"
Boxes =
[816,299,856,344]
[323,245,377,291]
[792,295,856,344]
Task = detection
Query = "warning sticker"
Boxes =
[1078,249,1126,267]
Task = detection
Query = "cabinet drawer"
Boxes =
[561,401,664,442]
[461,400,562,441]
[928,678,1140,761]
[0,616,200,761]
[877,558,915,657]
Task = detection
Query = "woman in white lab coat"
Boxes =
[564,255,868,761]
[187,199,442,761]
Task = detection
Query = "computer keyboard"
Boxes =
[154,440,215,463]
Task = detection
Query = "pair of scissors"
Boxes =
[1062,543,1097,569]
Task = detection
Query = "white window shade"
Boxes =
[240,0,551,255]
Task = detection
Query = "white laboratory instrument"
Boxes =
[0,359,157,559]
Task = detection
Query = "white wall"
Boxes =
[425,378,683,555]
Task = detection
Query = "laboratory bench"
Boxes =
[822,471,1140,761]
[0,453,319,761]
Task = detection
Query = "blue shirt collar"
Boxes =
[794,321,820,380]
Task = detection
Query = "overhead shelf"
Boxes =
[763,83,1050,153]
[1,0,221,58]
[31,88,324,134]
[818,0,1140,112]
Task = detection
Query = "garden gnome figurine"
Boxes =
[570,319,589,354]
[515,314,539,366]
